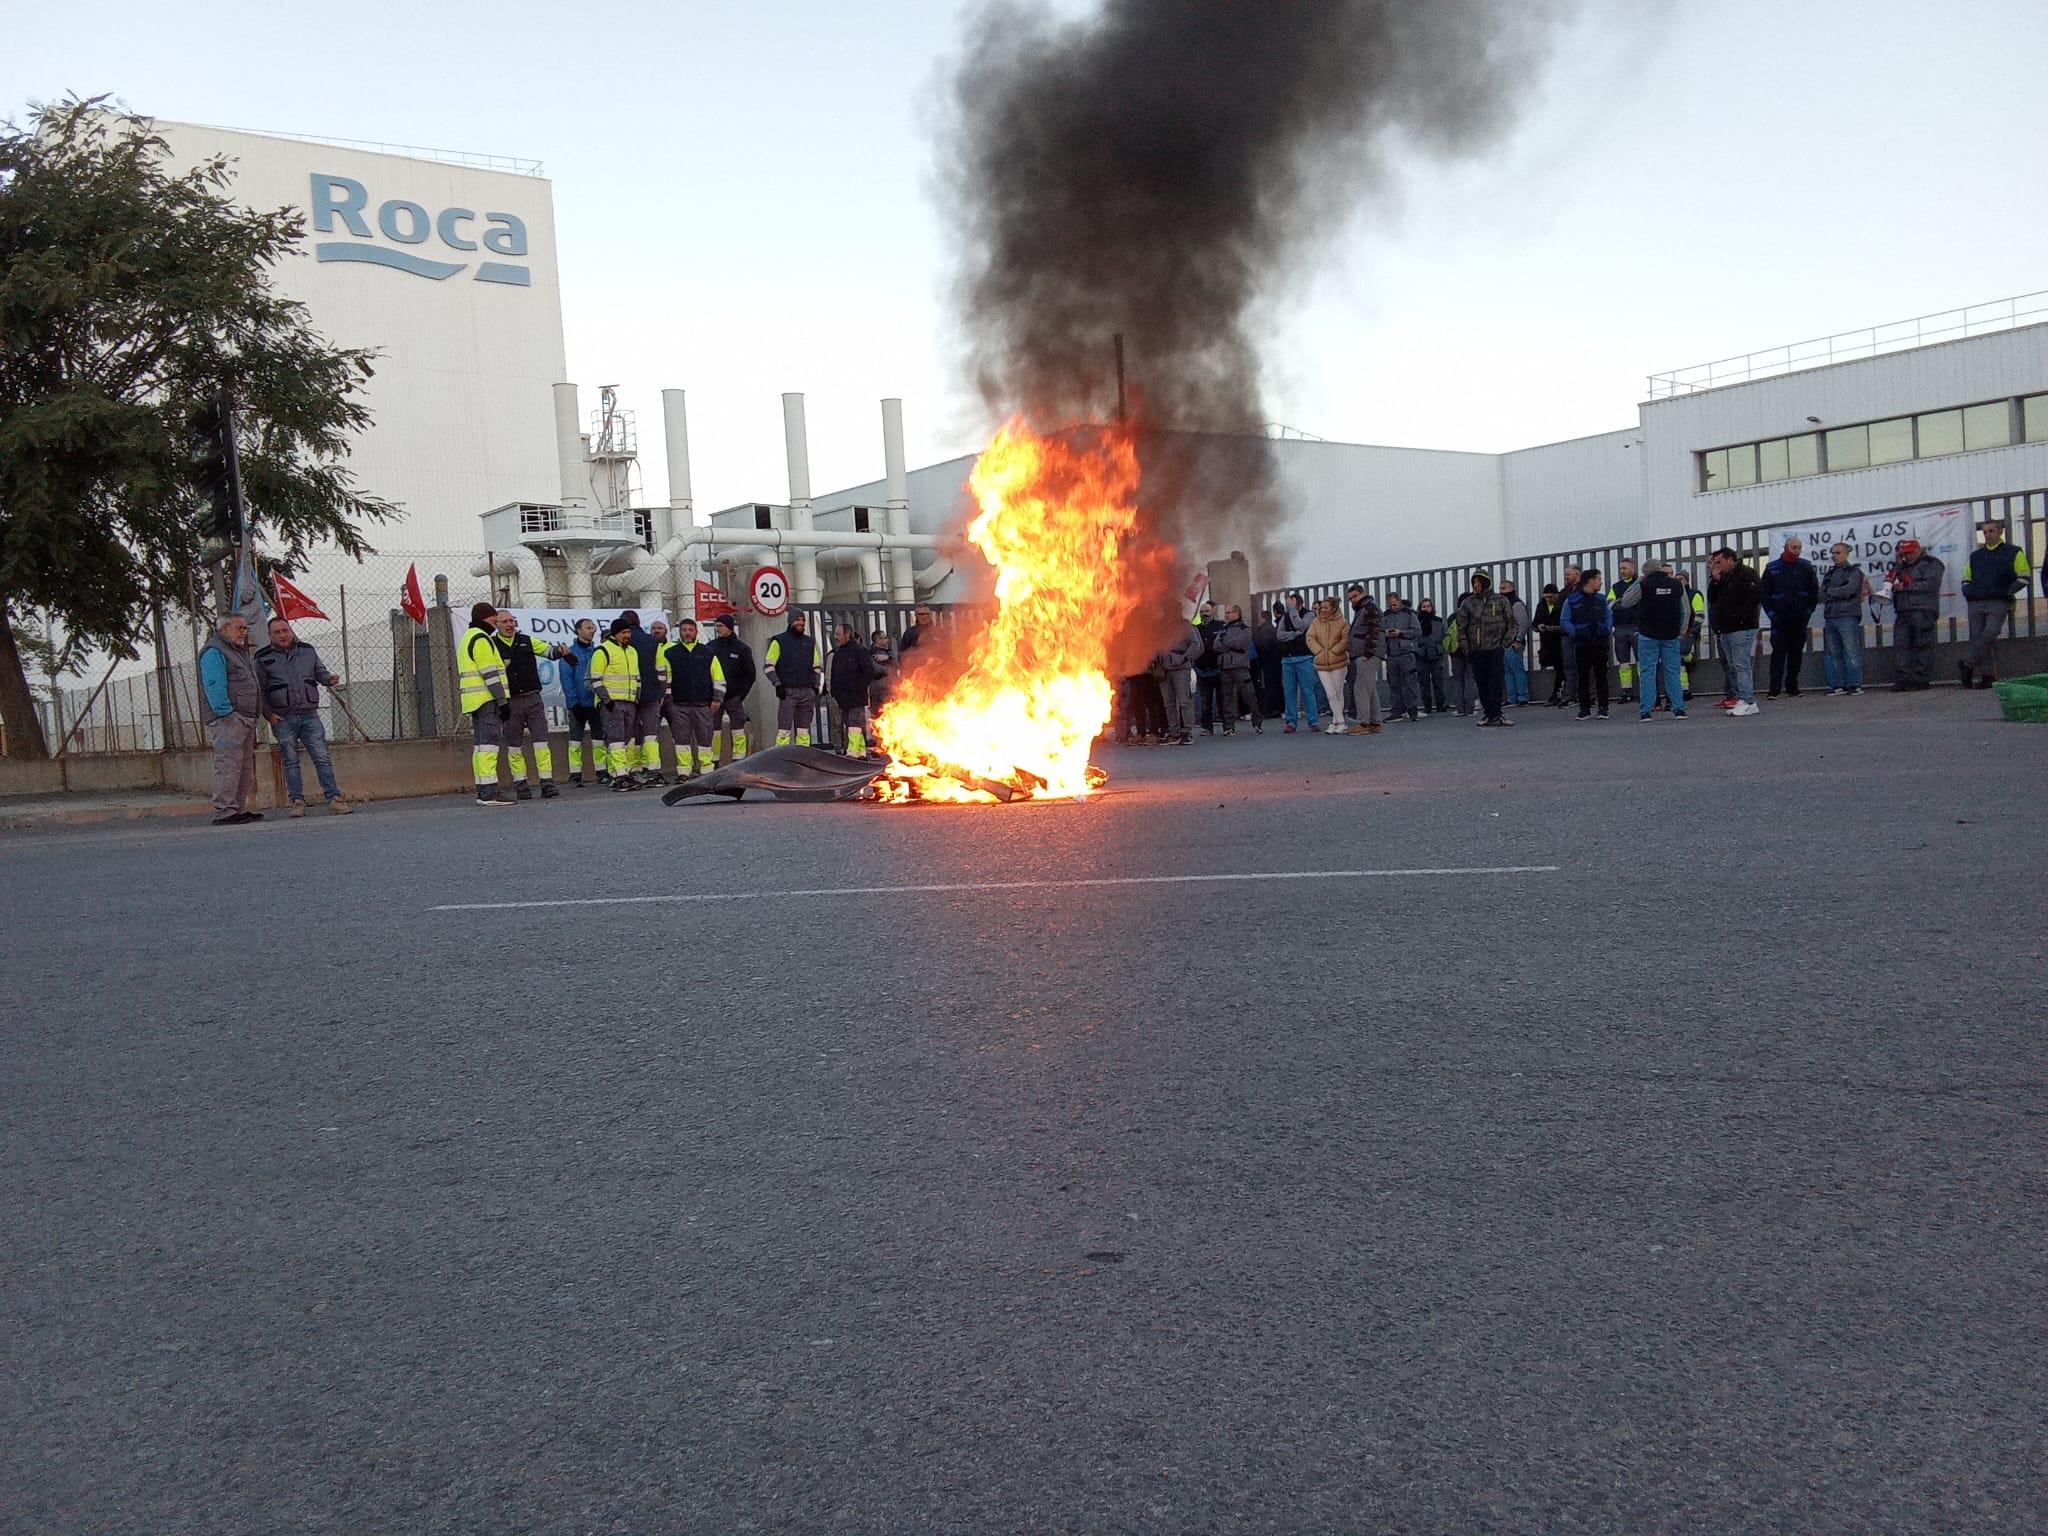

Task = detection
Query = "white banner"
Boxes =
[446,606,671,712]
[1768,503,1970,621]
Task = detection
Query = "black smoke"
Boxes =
[942,0,1575,606]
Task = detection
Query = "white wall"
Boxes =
[1496,429,1646,557]
[154,123,569,553]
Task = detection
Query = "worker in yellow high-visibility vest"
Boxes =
[457,602,515,806]
[588,614,644,793]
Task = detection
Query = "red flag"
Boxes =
[399,563,428,625]
[693,579,735,620]
[271,573,329,622]
[1183,572,1207,605]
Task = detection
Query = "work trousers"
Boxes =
[604,699,637,778]
[1559,629,1578,704]
[273,711,340,803]
[1353,659,1383,725]
[470,706,505,787]
[1467,648,1506,722]
[835,703,871,755]
[1612,627,1638,694]
[1893,610,1937,684]
[567,703,607,777]
[1768,621,1810,695]
[1221,674,1260,730]
[209,712,257,815]
[1314,667,1349,730]
[1965,599,2011,676]
[1502,647,1528,705]
[1450,654,1475,715]
[1823,617,1864,691]
[1574,644,1610,714]
[1280,655,1319,728]
[633,698,664,772]
[776,686,818,745]
[1418,657,1448,712]
[1386,654,1420,719]
[1159,670,1194,737]
[664,699,715,771]
[711,696,750,760]
[1636,634,1684,717]
[502,691,553,782]
[1195,673,1223,731]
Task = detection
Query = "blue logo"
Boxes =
[309,174,530,286]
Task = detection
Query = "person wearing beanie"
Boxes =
[707,613,757,761]
[588,614,645,789]
[457,602,514,805]
[1886,538,1945,690]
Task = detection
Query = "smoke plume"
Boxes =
[942,0,1575,620]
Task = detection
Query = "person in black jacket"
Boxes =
[1618,559,1690,720]
[1707,549,1766,714]
[619,609,666,783]
[1759,536,1821,698]
[707,613,757,760]
[868,630,897,717]
[827,621,878,755]
[1251,608,1283,719]
[1561,571,1613,719]
[1531,586,1566,705]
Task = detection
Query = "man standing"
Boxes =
[766,611,822,746]
[1624,559,1689,721]
[1886,538,1945,691]
[1453,573,1517,727]
[1605,561,1640,703]
[1275,592,1318,733]
[1820,543,1869,696]
[1192,600,1225,733]
[827,620,878,754]
[1707,548,1764,716]
[1960,518,2033,688]
[1215,605,1262,734]
[1160,611,1202,744]
[560,617,609,786]
[1251,604,1283,720]
[1415,598,1449,714]
[199,613,268,825]
[1678,568,1707,708]
[590,614,644,790]
[640,617,674,786]
[1557,563,1582,709]
[457,601,515,805]
[708,613,756,761]
[1499,578,1531,707]
[1381,592,1422,723]
[1346,584,1383,734]
[663,618,723,775]
[899,603,936,653]
[619,609,665,784]
[492,610,564,800]
[257,616,351,816]
[1562,569,1613,720]
[1760,536,1820,698]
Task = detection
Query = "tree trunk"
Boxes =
[0,604,53,758]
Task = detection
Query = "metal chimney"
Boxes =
[552,382,590,523]
[782,392,820,604]
[881,398,915,604]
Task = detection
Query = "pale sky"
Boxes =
[13,0,2048,516]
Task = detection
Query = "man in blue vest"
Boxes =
[765,611,822,746]
[1959,518,2034,689]
[561,617,608,787]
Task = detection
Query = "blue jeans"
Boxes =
[1720,630,1758,704]
[1504,645,1529,704]
[1823,616,1863,690]
[1637,634,1683,716]
[1280,655,1318,727]
[273,711,340,802]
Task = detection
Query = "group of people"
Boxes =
[1114,518,2037,740]
[455,602,942,804]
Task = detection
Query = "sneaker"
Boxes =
[596,771,611,785]
[1786,688,1801,697]
[1283,722,1297,733]
[289,799,307,818]
[243,811,264,822]
[1576,711,1590,721]
[612,778,636,792]
[1673,710,1687,718]
[1826,687,1842,696]
[1497,715,1515,726]
[649,772,670,787]
[1365,723,1381,734]
[514,783,533,801]
[1844,687,1861,696]
[1639,711,1654,721]
[327,797,352,815]
[1731,701,1761,717]
[212,813,243,826]
[539,783,559,800]
[569,772,584,787]
[475,788,513,805]
[1596,709,1609,720]
[1766,690,1781,700]
[1716,699,1737,711]
[1252,723,1263,734]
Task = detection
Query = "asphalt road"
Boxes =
[4,687,2043,1533]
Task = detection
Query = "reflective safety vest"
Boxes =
[589,638,641,705]
[459,626,508,714]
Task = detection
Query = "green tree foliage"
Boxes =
[0,97,397,757]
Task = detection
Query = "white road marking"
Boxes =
[428,866,1560,911]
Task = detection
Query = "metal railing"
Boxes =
[184,122,544,177]
[1255,490,2048,652]
[1647,291,2048,399]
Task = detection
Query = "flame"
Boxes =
[874,418,1139,802]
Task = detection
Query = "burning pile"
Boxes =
[872,419,1136,802]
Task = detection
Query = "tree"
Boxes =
[0,98,397,757]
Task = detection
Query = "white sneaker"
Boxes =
[1731,701,1761,717]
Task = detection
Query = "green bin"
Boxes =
[1991,673,2048,724]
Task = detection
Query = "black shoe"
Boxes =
[1576,711,1590,720]
[596,771,611,785]
[213,812,244,826]
[612,778,635,792]
[568,772,584,787]
[1958,660,1974,687]
[514,783,533,801]
[475,788,513,805]
[648,773,669,787]
[1766,691,1781,700]
[540,783,560,799]
[1596,709,1609,719]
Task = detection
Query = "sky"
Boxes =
[12,0,2048,516]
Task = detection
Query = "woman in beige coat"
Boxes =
[1306,597,1351,734]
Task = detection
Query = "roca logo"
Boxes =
[308,174,531,287]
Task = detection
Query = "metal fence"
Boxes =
[1253,489,2048,652]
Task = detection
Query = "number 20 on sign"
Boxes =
[749,566,789,617]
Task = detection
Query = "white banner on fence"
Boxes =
[445,606,671,713]
[1768,503,1970,621]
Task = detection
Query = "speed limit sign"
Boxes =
[748,565,789,617]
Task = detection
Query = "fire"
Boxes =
[873,418,1138,802]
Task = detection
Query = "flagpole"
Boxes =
[338,584,356,740]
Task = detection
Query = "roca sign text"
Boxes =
[309,174,531,287]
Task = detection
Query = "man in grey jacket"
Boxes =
[1160,616,1202,745]
[1381,593,1422,723]
[1345,584,1383,733]
[1216,606,1262,734]
[198,614,268,825]
[1886,539,1945,690]
[1819,543,1868,695]
[258,617,352,816]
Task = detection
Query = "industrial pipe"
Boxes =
[470,548,548,607]
[553,383,591,520]
[882,398,914,604]
[783,393,820,604]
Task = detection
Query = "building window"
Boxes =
[1963,400,2011,450]
[1870,417,1913,465]
[2026,394,2048,442]
[1702,448,1728,490]
[1826,424,1870,471]
[1725,443,1757,486]
[1758,438,1789,481]
[1788,432,1821,477]
[1917,409,1963,457]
